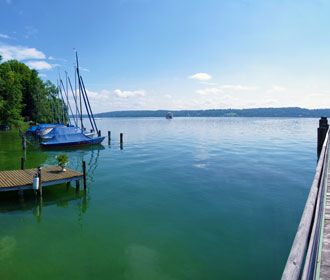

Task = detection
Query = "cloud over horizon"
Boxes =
[26,60,59,70]
[188,73,212,81]
[0,44,45,61]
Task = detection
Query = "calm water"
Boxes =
[0,118,318,279]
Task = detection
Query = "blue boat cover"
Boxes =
[42,126,92,145]
[26,125,38,133]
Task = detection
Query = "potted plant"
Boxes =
[56,153,69,171]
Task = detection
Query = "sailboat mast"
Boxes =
[75,51,83,130]
[68,76,80,127]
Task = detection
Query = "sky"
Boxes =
[1,0,330,113]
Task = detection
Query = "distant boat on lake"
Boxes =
[166,112,173,119]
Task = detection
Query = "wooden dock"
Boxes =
[0,166,84,194]
[282,118,330,280]
[319,171,330,279]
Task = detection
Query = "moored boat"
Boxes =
[40,126,104,148]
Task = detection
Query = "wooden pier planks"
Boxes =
[320,178,330,280]
[0,166,83,191]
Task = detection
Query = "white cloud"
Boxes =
[196,87,223,95]
[0,44,46,61]
[164,94,172,99]
[308,92,328,98]
[0,33,9,39]
[38,73,47,77]
[267,85,286,93]
[114,89,146,98]
[26,60,58,70]
[188,73,212,81]
[79,67,89,72]
[220,85,257,90]
[48,56,55,60]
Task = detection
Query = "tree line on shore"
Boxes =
[0,56,65,127]
[95,107,330,118]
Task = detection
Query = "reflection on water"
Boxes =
[44,144,104,184]
[0,183,89,224]
[0,144,104,224]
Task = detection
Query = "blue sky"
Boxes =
[1,0,330,113]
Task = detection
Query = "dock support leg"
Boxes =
[66,182,71,190]
[318,117,329,160]
[37,167,42,197]
[83,161,86,190]
[75,180,80,192]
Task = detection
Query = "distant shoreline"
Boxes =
[93,107,330,118]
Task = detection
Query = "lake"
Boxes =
[0,117,318,279]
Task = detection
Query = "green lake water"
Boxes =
[0,117,318,279]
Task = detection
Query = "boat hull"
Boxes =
[40,136,105,148]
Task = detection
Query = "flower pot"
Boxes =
[61,166,66,172]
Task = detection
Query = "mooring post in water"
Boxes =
[108,131,111,143]
[317,116,329,159]
[37,166,42,197]
[83,160,86,190]
[21,157,25,170]
[120,133,123,150]
[98,130,101,137]
[22,136,26,150]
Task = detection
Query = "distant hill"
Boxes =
[94,107,330,118]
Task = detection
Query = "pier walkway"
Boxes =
[320,174,330,279]
[282,117,330,280]
[0,166,83,194]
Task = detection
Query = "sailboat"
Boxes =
[40,51,105,148]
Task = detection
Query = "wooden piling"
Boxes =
[317,117,329,159]
[21,157,25,170]
[22,136,26,150]
[108,131,111,142]
[120,133,123,144]
[37,167,42,197]
[98,130,101,137]
[82,161,86,190]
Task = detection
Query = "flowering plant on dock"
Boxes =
[56,153,69,171]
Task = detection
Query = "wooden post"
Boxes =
[66,182,70,190]
[108,131,111,143]
[75,180,80,191]
[37,167,42,197]
[82,160,86,190]
[120,133,123,144]
[98,130,101,137]
[22,136,26,150]
[317,117,329,160]
[21,157,25,170]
